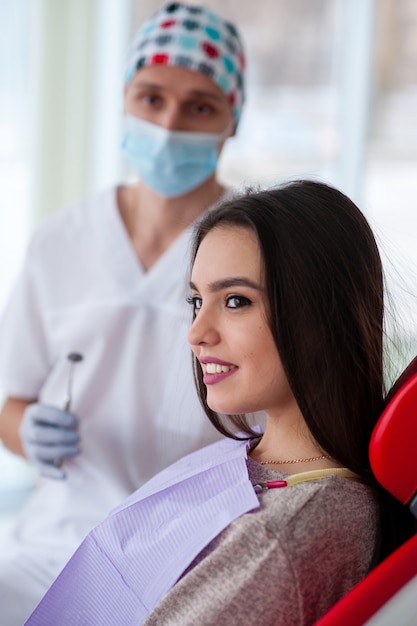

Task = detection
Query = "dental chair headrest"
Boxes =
[369,356,417,506]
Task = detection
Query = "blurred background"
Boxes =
[1,0,416,538]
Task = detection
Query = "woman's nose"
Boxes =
[187,309,219,347]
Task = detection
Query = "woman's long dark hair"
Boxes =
[190,180,415,559]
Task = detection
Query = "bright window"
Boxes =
[0,0,31,310]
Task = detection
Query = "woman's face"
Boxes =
[124,65,234,136]
[187,225,297,418]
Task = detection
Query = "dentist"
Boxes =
[0,3,246,623]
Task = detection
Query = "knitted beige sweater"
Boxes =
[144,458,379,626]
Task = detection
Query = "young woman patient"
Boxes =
[25,181,414,626]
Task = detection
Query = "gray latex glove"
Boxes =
[20,403,80,479]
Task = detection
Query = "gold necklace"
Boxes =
[258,454,331,465]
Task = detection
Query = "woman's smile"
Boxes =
[200,359,238,384]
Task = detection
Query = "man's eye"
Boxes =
[190,102,213,115]
[226,295,252,309]
[141,94,162,106]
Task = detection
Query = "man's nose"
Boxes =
[158,105,183,131]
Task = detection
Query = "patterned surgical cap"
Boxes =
[124,2,246,121]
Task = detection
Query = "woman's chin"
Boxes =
[207,398,244,416]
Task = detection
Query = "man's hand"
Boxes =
[20,403,80,479]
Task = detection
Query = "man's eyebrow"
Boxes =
[131,80,163,91]
[131,82,224,102]
[189,277,263,292]
[188,89,224,102]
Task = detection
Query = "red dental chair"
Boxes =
[315,356,417,626]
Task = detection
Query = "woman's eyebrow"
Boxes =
[189,277,263,292]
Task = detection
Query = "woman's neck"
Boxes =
[249,414,341,474]
[118,176,226,270]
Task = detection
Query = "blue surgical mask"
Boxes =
[121,116,231,197]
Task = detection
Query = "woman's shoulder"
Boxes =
[254,472,380,584]
[221,466,380,565]
[262,472,379,534]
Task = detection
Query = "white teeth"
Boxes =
[205,363,235,374]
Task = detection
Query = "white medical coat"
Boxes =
[0,187,221,623]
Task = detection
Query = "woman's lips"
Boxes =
[199,358,238,385]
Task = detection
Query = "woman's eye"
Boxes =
[186,295,202,311]
[226,295,252,309]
